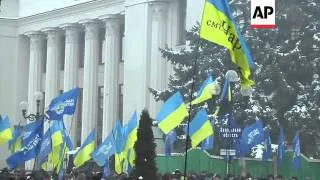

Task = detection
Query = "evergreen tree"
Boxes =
[132,110,158,179]
[151,0,320,157]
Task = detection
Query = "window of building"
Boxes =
[176,0,187,45]
[60,36,65,70]
[120,24,125,62]
[43,40,48,73]
[76,88,83,147]
[119,84,123,123]
[97,86,104,144]
[42,92,45,114]
[79,32,85,68]
[98,28,105,65]
[102,40,106,64]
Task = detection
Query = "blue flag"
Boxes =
[7,119,44,169]
[277,127,285,167]
[292,131,300,171]
[38,130,52,166]
[91,132,116,166]
[21,119,44,157]
[165,130,177,156]
[112,121,125,153]
[219,78,230,102]
[46,88,80,120]
[238,120,264,156]
[262,128,272,161]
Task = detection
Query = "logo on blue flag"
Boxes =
[238,120,263,156]
[46,88,80,120]
[91,133,116,167]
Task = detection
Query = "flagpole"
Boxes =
[183,42,200,180]
[57,112,77,177]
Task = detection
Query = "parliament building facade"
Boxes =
[0,0,204,168]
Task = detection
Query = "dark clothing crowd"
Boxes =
[0,168,311,180]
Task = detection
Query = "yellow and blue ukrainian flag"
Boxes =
[8,125,22,153]
[122,112,138,169]
[74,129,95,168]
[156,92,189,134]
[124,111,138,151]
[192,74,215,105]
[112,121,125,174]
[200,0,254,87]
[186,108,213,148]
[48,121,64,169]
[0,115,13,146]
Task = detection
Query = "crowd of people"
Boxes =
[0,168,311,180]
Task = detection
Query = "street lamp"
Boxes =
[225,69,239,82]
[217,70,252,174]
[19,91,45,121]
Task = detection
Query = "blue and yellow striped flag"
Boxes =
[51,121,64,148]
[156,92,188,134]
[112,121,125,174]
[124,111,138,151]
[192,74,215,105]
[0,115,13,146]
[186,109,213,148]
[200,0,254,87]
[48,121,64,169]
[8,126,22,153]
[74,129,95,168]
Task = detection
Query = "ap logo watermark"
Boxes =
[251,0,275,28]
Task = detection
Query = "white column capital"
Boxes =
[41,27,63,35]
[99,14,122,22]
[79,19,102,40]
[25,31,45,50]
[100,14,122,37]
[150,1,169,21]
[60,23,82,44]
[41,27,63,47]
[25,31,45,39]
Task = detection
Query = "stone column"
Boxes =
[149,1,168,118]
[25,31,45,117]
[100,15,121,140]
[60,23,81,144]
[80,19,100,143]
[42,28,62,132]
[25,31,45,170]
[42,28,62,109]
